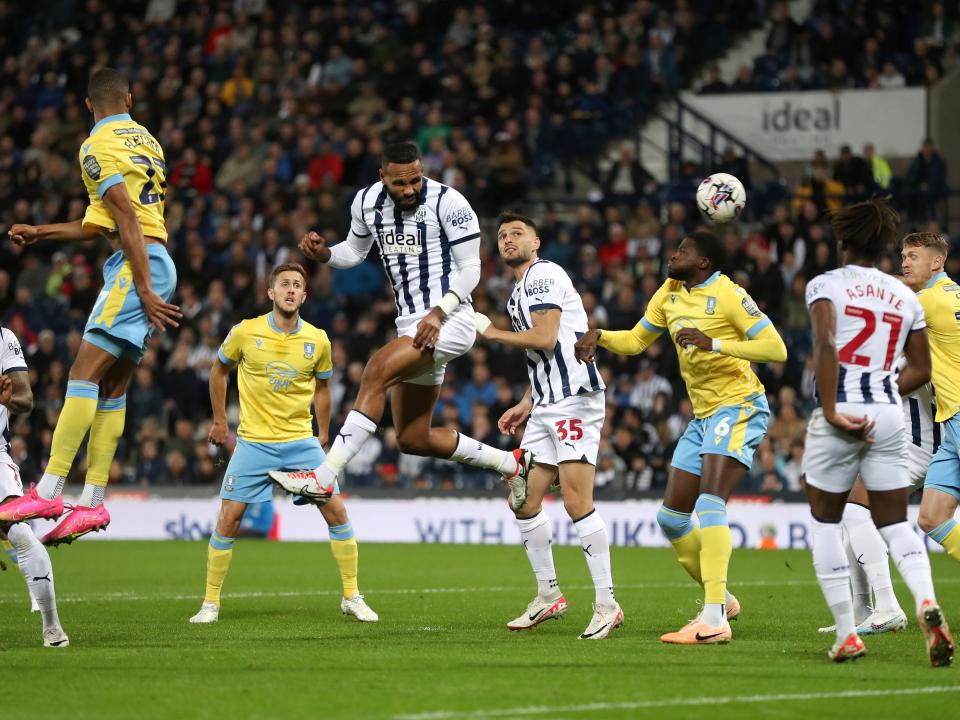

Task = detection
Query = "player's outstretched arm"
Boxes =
[208,358,234,446]
[676,323,787,362]
[8,219,101,246]
[313,379,331,448]
[898,327,932,396]
[476,308,560,352]
[810,299,875,441]
[101,184,181,332]
[575,318,663,363]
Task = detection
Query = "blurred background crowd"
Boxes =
[0,0,957,498]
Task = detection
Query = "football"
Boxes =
[696,172,746,223]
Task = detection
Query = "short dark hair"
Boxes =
[829,197,899,262]
[87,68,130,107]
[902,231,949,258]
[269,263,308,287]
[381,141,421,168]
[497,211,537,234]
[685,230,725,270]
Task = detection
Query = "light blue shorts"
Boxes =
[221,437,338,504]
[671,394,770,476]
[83,243,177,364]
[925,414,960,502]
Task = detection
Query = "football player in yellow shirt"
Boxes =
[0,68,181,543]
[902,232,960,563]
[189,264,377,624]
[575,230,786,644]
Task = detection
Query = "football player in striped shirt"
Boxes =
[803,201,950,665]
[270,142,531,499]
[475,212,621,640]
[576,230,787,645]
[902,232,960,563]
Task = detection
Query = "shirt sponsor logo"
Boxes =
[266,361,299,392]
[377,228,422,255]
[527,277,555,299]
[445,206,474,228]
[224,475,236,492]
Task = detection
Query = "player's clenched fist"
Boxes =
[574,329,601,363]
[299,231,331,262]
[8,224,39,246]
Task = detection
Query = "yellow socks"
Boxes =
[656,505,703,584]
[696,494,732,610]
[329,522,358,598]
[44,380,100,480]
[81,395,126,507]
[929,519,960,563]
[204,532,235,607]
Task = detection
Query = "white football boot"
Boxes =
[43,627,70,648]
[579,602,624,640]
[341,594,379,622]
[189,602,220,624]
[507,594,568,630]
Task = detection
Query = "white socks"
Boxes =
[574,510,615,607]
[450,432,518,474]
[7,524,61,632]
[878,521,936,614]
[842,503,901,615]
[811,516,856,642]
[79,483,106,508]
[36,473,66,500]
[516,511,559,599]
[318,410,379,482]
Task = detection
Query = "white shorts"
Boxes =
[521,390,605,467]
[0,451,23,500]
[803,403,909,493]
[905,442,933,490]
[397,304,477,386]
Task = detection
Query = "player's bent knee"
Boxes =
[396,433,432,456]
[917,508,945,534]
[656,505,693,540]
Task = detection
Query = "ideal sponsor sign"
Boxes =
[28,497,950,552]
[680,88,927,160]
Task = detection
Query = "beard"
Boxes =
[666,265,689,280]
[503,248,533,268]
[388,188,419,209]
[274,301,299,319]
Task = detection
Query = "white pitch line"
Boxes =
[392,686,960,720]
[1,576,959,605]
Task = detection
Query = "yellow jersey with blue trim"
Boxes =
[635,272,768,418]
[917,272,960,422]
[218,313,333,443]
[78,113,168,242]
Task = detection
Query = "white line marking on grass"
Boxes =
[1,577,958,605]
[392,686,960,720]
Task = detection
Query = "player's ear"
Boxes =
[84,97,94,113]
[124,93,132,111]
[533,235,541,251]
[266,286,275,302]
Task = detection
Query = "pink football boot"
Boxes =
[41,504,111,546]
[0,485,64,523]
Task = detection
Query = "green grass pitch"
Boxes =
[2,541,958,719]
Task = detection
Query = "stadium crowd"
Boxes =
[0,0,957,498]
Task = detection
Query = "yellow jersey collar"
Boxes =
[267,312,302,335]
[91,113,132,134]
[925,271,949,290]
[691,271,720,289]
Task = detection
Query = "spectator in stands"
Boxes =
[793,160,845,214]
[862,143,892,190]
[699,64,728,94]
[603,143,655,202]
[832,145,874,198]
[906,138,948,221]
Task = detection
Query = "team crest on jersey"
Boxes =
[741,296,762,318]
[414,206,427,223]
[256,339,263,349]
[303,342,315,359]
[670,294,677,303]
[705,296,717,314]
[82,154,102,180]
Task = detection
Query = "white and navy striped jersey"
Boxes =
[0,327,27,453]
[346,177,480,318]
[507,259,605,407]
[903,383,942,454]
[806,266,925,405]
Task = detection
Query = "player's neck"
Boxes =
[683,269,713,290]
[270,310,300,334]
[511,254,539,280]
[92,106,129,124]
